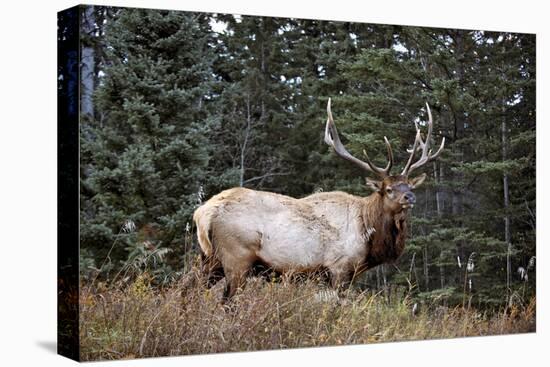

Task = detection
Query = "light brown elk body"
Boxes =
[193,99,445,301]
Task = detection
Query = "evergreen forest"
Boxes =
[63,6,536,315]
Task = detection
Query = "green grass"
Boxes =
[79,271,535,361]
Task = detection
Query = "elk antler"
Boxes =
[401,103,445,176]
[325,98,393,178]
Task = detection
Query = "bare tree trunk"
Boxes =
[452,158,465,287]
[451,31,466,287]
[525,200,536,232]
[409,252,416,284]
[413,262,420,294]
[260,31,266,121]
[435,157,445,291]
[239,95,252,187]
[439,251,445,288]
[502,104,512,291]
[81,6,95,117]
[422,186,430,292]
[423,245,429,291]
[434,162,442,216]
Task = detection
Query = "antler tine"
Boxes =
[401,129,421,175]
[425,102,433,151]
[325,98,392,178]
[402,103,445,176]
[383,136,394,173]
[362,136,393,175]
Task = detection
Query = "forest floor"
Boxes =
[79,272,535,361]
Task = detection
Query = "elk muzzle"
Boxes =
[401,191,416,209]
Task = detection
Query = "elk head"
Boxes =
[324,99,445,214]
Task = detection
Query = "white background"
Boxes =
[0,0,547,365]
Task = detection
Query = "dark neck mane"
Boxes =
[361,193,408,269]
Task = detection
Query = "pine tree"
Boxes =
[209,15,294,193]
[81,8,217,268]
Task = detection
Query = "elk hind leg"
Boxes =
[221,255,254,303]
[201,253,224,288]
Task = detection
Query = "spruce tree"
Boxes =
[81,8,217,269]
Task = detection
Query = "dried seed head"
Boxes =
[143,240,155,251]
[466,253,476,272]
[517,267,526,280]
[122,219,136,233]
[528,256,536,270]
[197,185,205,204]
[412,303,419,316]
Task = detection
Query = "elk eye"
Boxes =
[385,187,393,194]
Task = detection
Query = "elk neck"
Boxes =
[360,191,408,269]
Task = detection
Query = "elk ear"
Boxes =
[409,173,427,189]
[365,178,383,192]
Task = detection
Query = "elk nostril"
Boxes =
[406,193,416,203]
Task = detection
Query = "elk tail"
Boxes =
[193,205,214,257]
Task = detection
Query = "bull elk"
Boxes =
[193,99,445,301]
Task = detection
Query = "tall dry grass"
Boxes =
[79,270,535,361]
